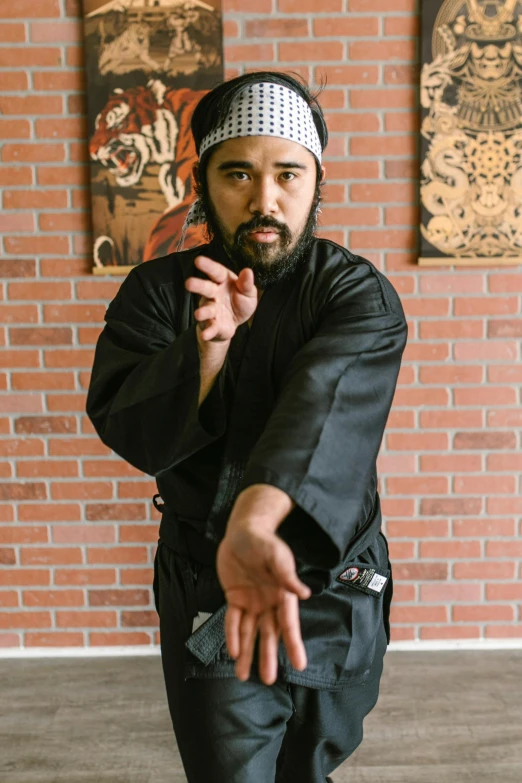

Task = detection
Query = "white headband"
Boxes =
[177,82,323,249]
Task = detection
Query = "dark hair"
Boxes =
[190,71,328,172]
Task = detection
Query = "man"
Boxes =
[86,72,408,783]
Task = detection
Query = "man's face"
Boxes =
[201,135,325,287]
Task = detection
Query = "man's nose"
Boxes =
[249,178,278,215]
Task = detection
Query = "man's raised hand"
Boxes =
[185,255,258,343]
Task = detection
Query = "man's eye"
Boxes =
[280,172,296,181]
[229,172,249,180]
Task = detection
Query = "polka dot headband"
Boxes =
[177,82,323,250]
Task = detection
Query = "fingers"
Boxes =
[185,276,216,299]
[278,593,307,672]
[235,267,256,296]
[194,304,216,323]
[225,605,241,660]
[194,255,235,283]
[235,612,258,682]
[268,540,312,601]
[258,609,279,686]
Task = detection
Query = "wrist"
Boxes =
[227,484,295,535]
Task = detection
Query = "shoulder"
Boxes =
[308,238,405,321]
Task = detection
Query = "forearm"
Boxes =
[227,483,296,533]
[197,328,230,406]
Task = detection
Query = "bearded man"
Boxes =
[86,71,408,783]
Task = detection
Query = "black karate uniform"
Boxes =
[86,237,407,782]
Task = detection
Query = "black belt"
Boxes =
[154,493,218,567]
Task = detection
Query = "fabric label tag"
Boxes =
[336,565,390,598]
[192,611,213,633]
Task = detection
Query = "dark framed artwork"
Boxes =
[83,0,224,275]
[420,0,522,265]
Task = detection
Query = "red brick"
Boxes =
[486,625,522,639]
[0,592,19,608]
[487,453,522,471]
[90,631,152,646]
[455,387,516,406]
[419,320,483,339]
[0,438,44,457]
[0,0,60,16]
[488,364,522,382]
[323,137,346,157]
[4,189,68,208]
[0,119,31,139]
[455,518,516,538]
[325,113,378,132]
[420,626,480,640]
[280,41,343,61]
[85,503,146,522]
[26,631,84,646]
[71,189,90,209]
[0,611,51,629]
[0,23,26,41]
[17,460,78,479]
[0,96,62,116]
[387,432,448,451]
[420,541,481,559]
[0,482,46,501]
[119,525,158,543]
[385,16,420,36]
[21,547,82,566]
[324,161,379,179]
[37,166,89,186]
[486,541,522,558]
[89,589,150,607]
[420,498,483,516]
[455,341,517,361]
[387,519,449,538]
[39,213,87,233]
[47,394,87,413]
[0,167,33,186]
[394,388,449,406]
[350,40,416,61]
[18,503,80,522]
[455,297,519,316]
[376,454,416,474]
[351,183,414,203]
[318,65,379,85]
[420,411,483,429]
[0,526,48,544]
[453,562,515,580]
[54,568,116,586]
[5,236,70,255]
[50,482,112,500]
[226,43,274,62]
[314,17,377,36]
[0,47,61,67]
[0,548,16,565]
[120,568,154,586]
[390,627,415,641]
[30,20,81,42]
[87,547,149,565]
[43,304,106,323]
[320,207,379,225]
[83,460,143,478]
[35,118,87,140]
[488,318,522,337]
[420,274,485,294]
[420,583,482,602]
[23,589,84,607]
[32,70,85,91]
[454,605,514,622]
[0,72,28,90]
[454,431,516,450]
[388,276,415,295]
[420,455,482,474]
[488,497,522,515]
[351,229,415,249]
[392,562,448,581]
[419,365,483,384]
[15,416,76,435]
[53,525,115,544]
[122,610,158,627]
[350,88,415,109]
[56,610,116,628]
[223,19,238,37]
[385,112,420,132]
[387,477,448,496]
[0,568,50,586]
[117,480,157,499]
[11,373,75,392]
[391,606,448,623]
[49,438,109,457]
[11,326,74,346]
[0,213,35,233]
[387,541,415,559]
[486,583,522,601]
[279,0,341,8]
[384,65,419,86]
[487,409,522,427]
[385,159,418,178]
[0,304,38,323]
[489,274,522,292]
[66,45,84,67]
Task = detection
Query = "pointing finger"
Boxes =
[194,255,236,283]
[278,593,307,672]
[235,268,257,296]
[185,277,217,299]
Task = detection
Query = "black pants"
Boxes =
[154,540,387,783]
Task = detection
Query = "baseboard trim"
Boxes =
[0,638,521,659]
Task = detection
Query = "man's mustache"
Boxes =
[235,216,292,244]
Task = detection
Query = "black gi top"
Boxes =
[86,237,408,689]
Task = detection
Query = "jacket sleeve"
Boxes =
[85,265,227,477]
[240,263,408,568]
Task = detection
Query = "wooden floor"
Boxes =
[1,649,521,782]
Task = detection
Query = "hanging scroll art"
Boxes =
[83,0,223,275]
[420,0,522,265]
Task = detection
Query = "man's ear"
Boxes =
[320,164,326,184]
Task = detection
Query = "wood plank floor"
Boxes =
[1,649,521,782]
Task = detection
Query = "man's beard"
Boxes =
[198,183,321,289]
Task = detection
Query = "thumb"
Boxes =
[268,539,312,600]
[235,267,256,296]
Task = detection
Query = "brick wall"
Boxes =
[1,0,521,649]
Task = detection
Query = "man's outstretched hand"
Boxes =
[185,255,258,342]
[216,485,311,686]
